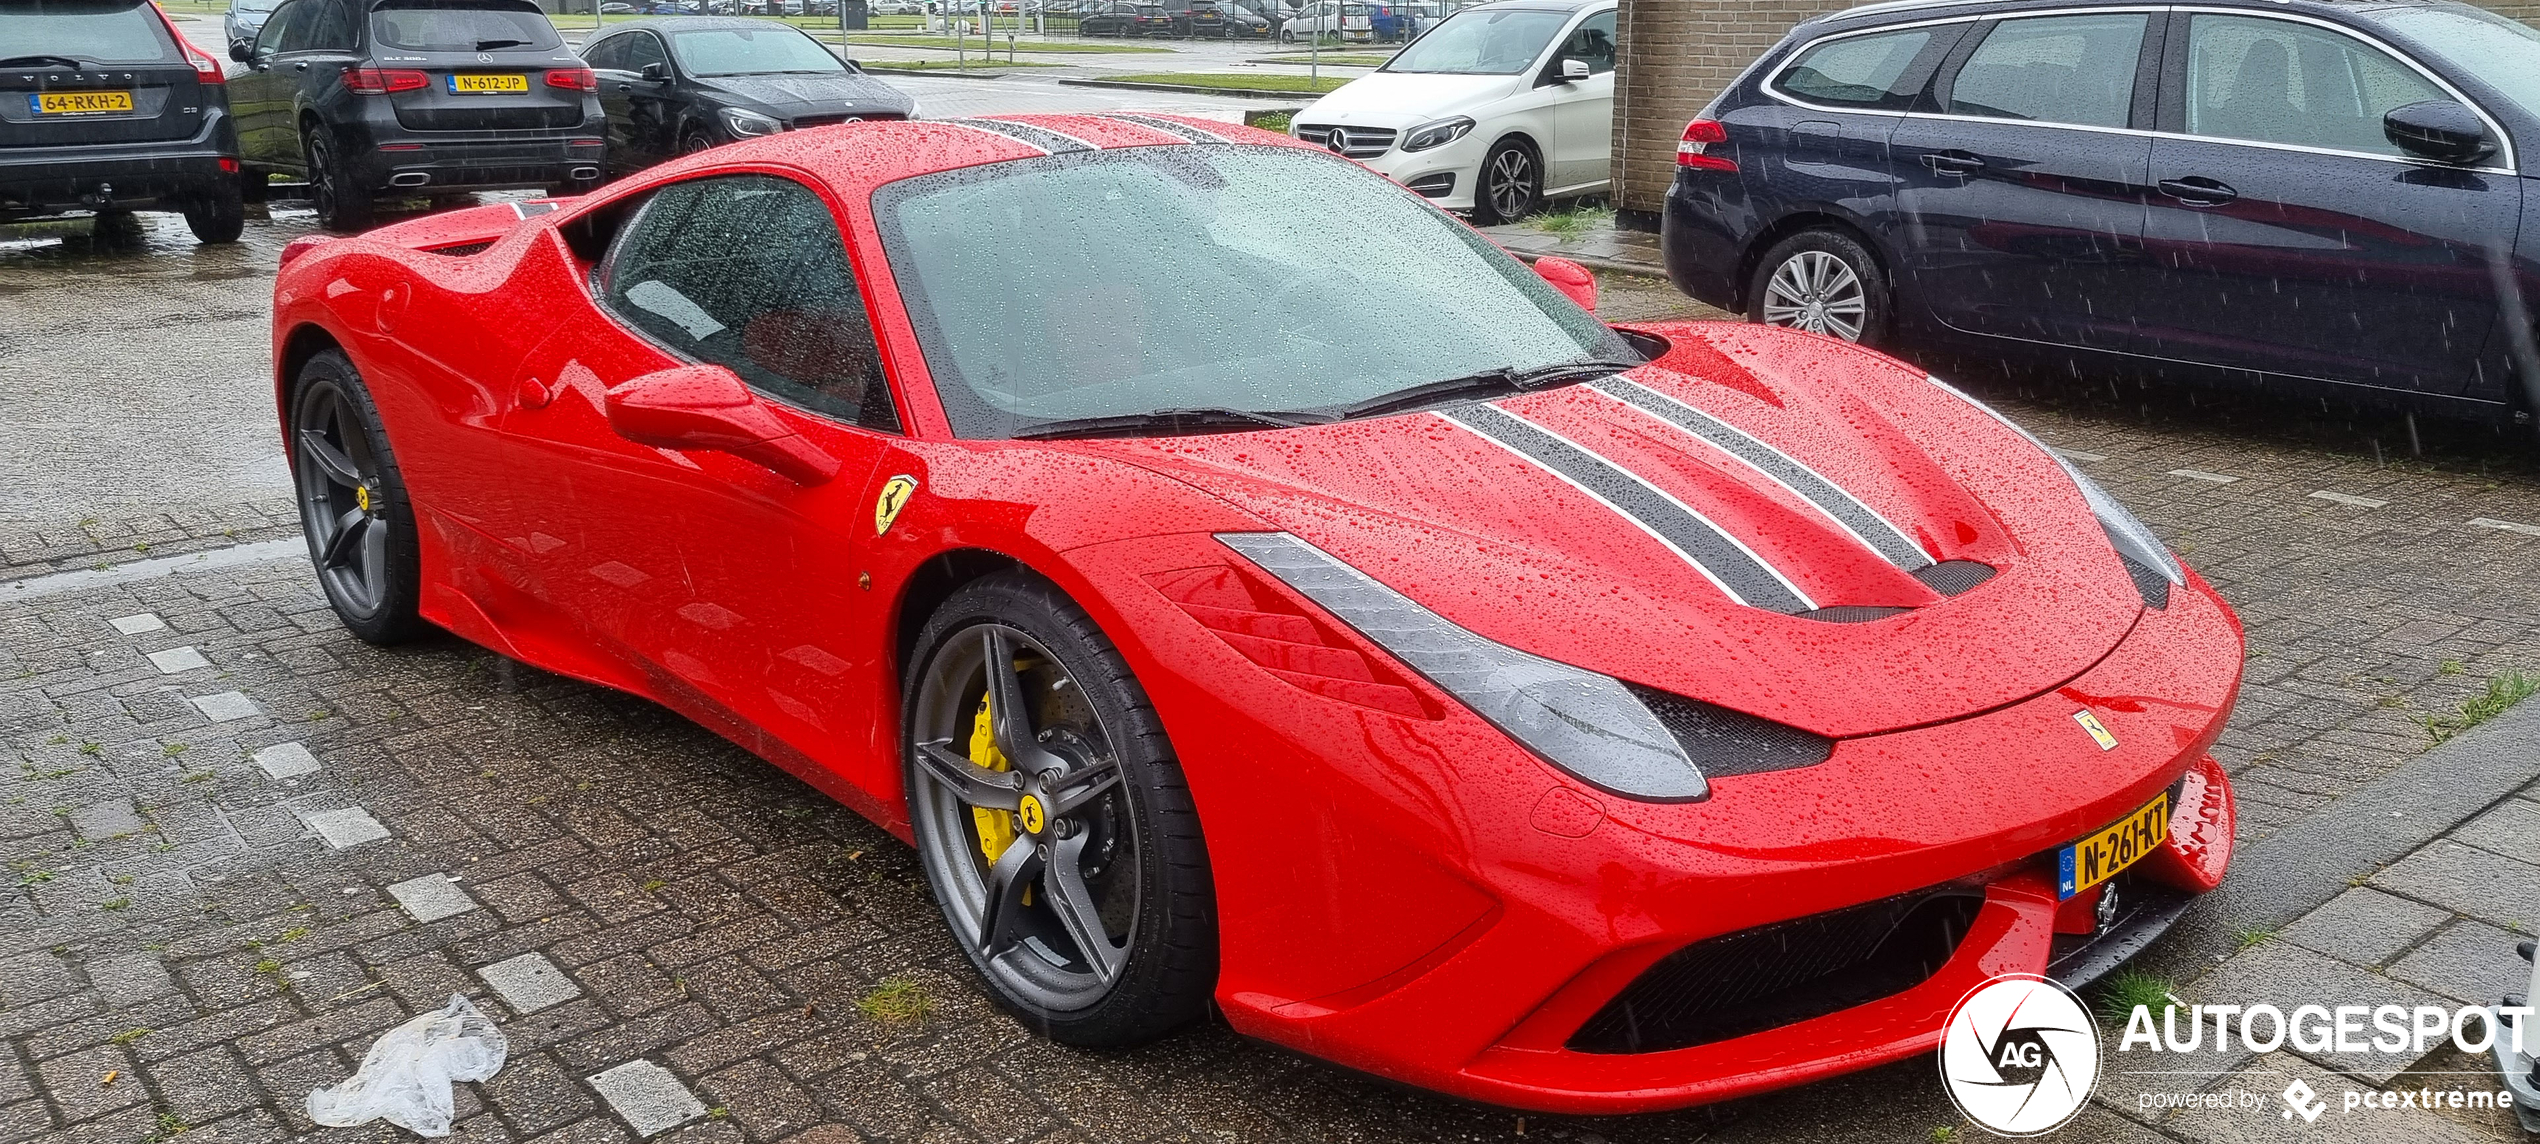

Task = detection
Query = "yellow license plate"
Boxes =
[447,73,528,94]
[33,90,135,115]
[2057,792,2169,900]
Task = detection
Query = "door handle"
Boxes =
[2158,177,2237,206]
[1920,151,1985,175]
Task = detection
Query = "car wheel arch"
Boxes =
[1736,210,1894,315]
[891,547,1029,687]
[278,322,348,430]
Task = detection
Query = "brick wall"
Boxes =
[1609,0,2540,226]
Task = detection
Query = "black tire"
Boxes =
[1744,228,1890,347]
[182,174,246,244]
[305,125,375,232]
[290,351,427,644]
[902,571,1216,1046]
[1468,136,1543,225]
[680,125,716,155]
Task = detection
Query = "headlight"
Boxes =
[1927,377,2184,602]
[1219,531,1708,802]
[1401,115,1474,153]
[719,107,783,138]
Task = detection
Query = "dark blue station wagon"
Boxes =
[1661,0,2540,424]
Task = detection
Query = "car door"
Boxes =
[1754,22,1962,235]
[1885,10,2160,352]
[503,173,904,790]
[2133,11,2520,395]
[1536,7,1615,192]
[227,0,303,163]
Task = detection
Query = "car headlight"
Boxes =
[1400,115,1473,153]
[1927,377,2184,603]
[719,107,783,138]
[1219,531,1709,801]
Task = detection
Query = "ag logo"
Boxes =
[1939,974,2099,1136]
[873,474,917,536]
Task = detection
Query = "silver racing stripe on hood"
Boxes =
[944,117,1094,154]
[1101,113,1232,145]
[1591,376,1934,572]
[1437,405,1818,614]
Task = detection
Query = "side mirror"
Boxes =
[639,60,670,81]
[229,40,255,62]
[1532,255,1596,311]
[1559,57,1589,82]
[2385,100,2493,165]
[603,365,839,485]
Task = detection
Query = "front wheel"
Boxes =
[291,351,426,644]
[1468,136,1542,225]
[1746,228,1889,346]
[902,572,1216,1045]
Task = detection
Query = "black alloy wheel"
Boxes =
[903,573,1215,1045]
[305,126,375,232]
[1471,137,1542,225]
[291,351,425,644]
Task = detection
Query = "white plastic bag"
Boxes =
[307,994,509,1137]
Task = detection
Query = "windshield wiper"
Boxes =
[1012,406,1331,440]
[474,38,531,49]
[1,54,89,68]
[1335,357,1645,420]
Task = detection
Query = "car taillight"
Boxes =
[544,67,598,91]
[151,4,225,83]
[344,67,429,94]
[1677,118,1734,171]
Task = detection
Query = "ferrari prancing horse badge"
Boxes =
[875,475,917,536]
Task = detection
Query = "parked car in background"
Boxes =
[581,17,913,173]
[1079,0,1172,35]
[1159,0,1265,36]
[1662,0,2540,428]
[1292,0,1613,222]
[225,0,283,50]
[2,0,246,242]
[1279,0,1370,41]
[224,0,603,230]
[599,2,637,12]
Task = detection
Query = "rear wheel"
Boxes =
[305,126,375,232]
[1746,229,1889,346]
[902,572,1216,1045]
[1468,136,1542,225]
[291,351,426,644]
[182,174,246,244]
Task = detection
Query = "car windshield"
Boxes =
[670,26,845,74]
[1,0,178,64]
[234,0,281,11]
[875,146,1632,439]
[369,0,561,52]
[2370,5,2540,126]
[1383,7,1566,74]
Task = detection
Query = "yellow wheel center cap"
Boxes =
[1017,794,1046,835]
[355,485,371,513]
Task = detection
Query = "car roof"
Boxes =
[561,114,1313,211]
[1809,0,2463,32]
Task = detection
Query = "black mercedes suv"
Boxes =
[225,0,604,230]
[1,0,247,243]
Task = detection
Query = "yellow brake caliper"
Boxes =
[969,694,1018,864]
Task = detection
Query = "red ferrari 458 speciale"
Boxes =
[268,113,2240,1113]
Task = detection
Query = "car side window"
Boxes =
[2181,14,2446,158]
[582,33,624,69]
[1774,27,1940,111]
[275,0,323,51]
[600,175,901,433]
[254,0,301,55]
[1944,13,2147,128]
[1554,10,1615,76]
[305,0,354,50]
[622,31,668,74]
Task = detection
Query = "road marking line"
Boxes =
[2167,469,2240,484]
[2051,448,2108,463]
[1,539,302,603]
[2309,491,2388,509]
[2470,517,2540,537]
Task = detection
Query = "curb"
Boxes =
[1056,77,1325,99]
[2143,699,2540,983]
[1498,246,1666,280]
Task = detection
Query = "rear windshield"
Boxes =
[369,0,561,52]
[1,0,179,65]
